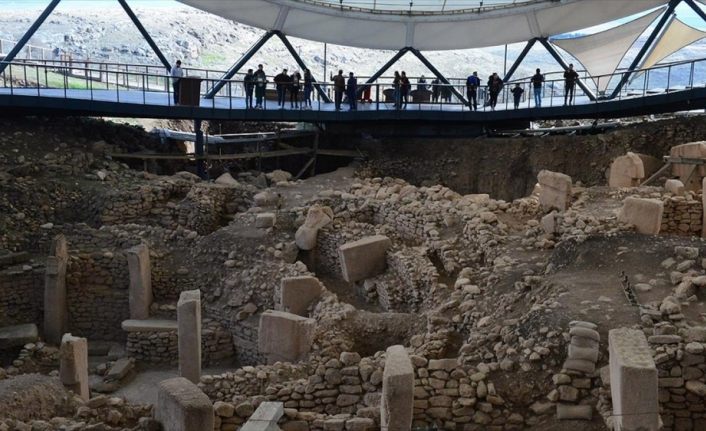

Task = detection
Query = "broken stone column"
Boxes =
[338,235,392,283]
[295,205,334,250]
[155,377,213,431]
[609,152,645,188]
[381,345,414,431]
[557,321,600,421]
[241,401,284,431]
[618,197,664,235]
[127,243,152,320]
[44,234,69,345]
[279,276,323,316]
[177,289,201,384]
[537,170,572,211]
[665,179,685,195]
[59,333,89,401]
[608,328,660,431]
[258,310,315,364]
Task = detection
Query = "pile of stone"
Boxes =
[554,321,600,421]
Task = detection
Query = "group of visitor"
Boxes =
[170,59,582,111]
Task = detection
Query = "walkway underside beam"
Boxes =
[273,32,331,103]
[538,38,597,102]
[0,0,62,75]
[205,30,276,99]
[609,0,680,100]
[118,0,172,71]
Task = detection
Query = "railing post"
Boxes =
[667,65,672,93]
[376,84,380,111]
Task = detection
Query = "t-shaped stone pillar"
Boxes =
[127,243,152,320]
[59,333,89,401]
[177,289,201,383]
[44,234,69,345]
[609,328,660,431]
[381,345,414,431]
[155,377,213,431]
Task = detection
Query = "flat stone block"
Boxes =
[121,319,177,333]
[258,310,315,364]
[338,235,392,282]
[256,213,276,228]
[618,197,663,235]
[556,404,592,420]
[0,323,38,349]
[609,328,659,431]
[609,152,645,188]
[280,276,323,316]
[155,377,213,431]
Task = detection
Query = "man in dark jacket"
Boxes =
[243,69,254,109]
[346,72,357,111]
[531,68,545,108]
[466,71,480,111]
[488,73,503,111]
[274,68,289,108]
[564,63,579,106]
[332,69,346,111]
[511,83,524,109]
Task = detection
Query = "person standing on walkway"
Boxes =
[171,60,183,105]
[393,71,402,109]
[332,69,346,111]
[466,71,480,111]
[531,68,544,108]
[346,72,358,111]
[302,69,313,110]
[488,73,503,111]
[511,83,524,109]
[254,64,267,109]
[417,75,428,91]
[243,69,254,109]
[564,63,579,106]
[401,71,410,109]
[290,71,301,109]
[274,68,289,108]
[431,77,440,103]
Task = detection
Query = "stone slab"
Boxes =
[256,213,276,228]
[0,323,39,349]
[60,333,89,401]
[618,197,663,235]
[280,276,323,316]
[338,235,392,283]
[155,377,213,431]
[177,289,201,384]
[44,234,68,345]
[121,319,178,333]
[381,345,414,431]
[258,310,315,364]
[537,170,572,211]
[127,244,152,320]
[609,152,645,188]
[608,328,659,431]
[557,404,592,420]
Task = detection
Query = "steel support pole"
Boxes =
[502,38,537,82]
[194,119,206,179]
[0,0,61,75]
[538,38,597,102]
[356,47,410,96]
[609,0,680,100]
[118,0,171,71]
[274,31,332,103]
[408,47,468,105]
[205,30,276,99]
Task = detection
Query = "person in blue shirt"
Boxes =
[466,71,480,111]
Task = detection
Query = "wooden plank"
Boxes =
[109,148,310,161]
[316,149,364,158]
[641,162,672,186]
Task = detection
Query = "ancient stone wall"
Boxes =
[375,247,438,313]
[125,319,234,366]
[0,266,43,327]
[66,252,129,341]
[660,195,703,237]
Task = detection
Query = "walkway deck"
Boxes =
[1,87,705,123]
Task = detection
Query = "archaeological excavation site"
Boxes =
[3,112,706,431]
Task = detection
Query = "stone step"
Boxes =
[0,323,38,349]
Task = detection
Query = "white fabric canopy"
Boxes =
[552,8,665,93]
[640,17,706,69]
[176,0,666,51]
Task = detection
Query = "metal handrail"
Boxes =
[1,56,704,113]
